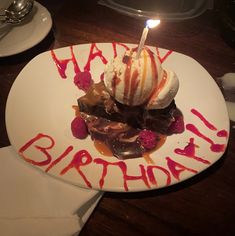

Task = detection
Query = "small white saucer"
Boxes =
[0,1,52,57]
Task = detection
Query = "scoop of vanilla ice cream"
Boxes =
[104,48,179,109]
[104,49,163,106]
[147,70,179,109]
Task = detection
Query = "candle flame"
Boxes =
[146,19,160,29]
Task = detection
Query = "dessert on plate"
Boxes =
[71,47,184,160]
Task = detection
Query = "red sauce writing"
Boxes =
[175,138,211,164]
[18,105,228,192]
[186,123,225,152]
[51,43,108,92]
[26,45,228,191]
[191,108,217,130]
[18,133,200,191]
[166,156,197,180]
[217,129,228,138]
[156,48,173,64]
[51,43,173,94]
[185,108,228,153]
[51,46,80,79]
[112,42,130,58]
[83,43,108,71]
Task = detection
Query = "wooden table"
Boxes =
[1,1,235,235]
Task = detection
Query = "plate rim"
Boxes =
[5,43,230,192]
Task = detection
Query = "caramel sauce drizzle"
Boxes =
[123,52,133,104]
[140,49,148,99]
[146,48,158,90]
[94,134,167,164]
[129,69,140,105]
[72,105,80,116]
[112,73,121,98]
[148,70,168,105]
[143,134,167,164]
[94,140,113,156]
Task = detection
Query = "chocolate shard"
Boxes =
[77,81,183,134]
[76,81,184,159]
[80,112,144,160]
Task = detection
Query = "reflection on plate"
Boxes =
[98,0,213,21]
[0,1,52,57]
[6,43,229,192]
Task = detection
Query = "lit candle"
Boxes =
[136,19,161,59]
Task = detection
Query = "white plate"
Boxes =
[0,1,52,57]
[6,43,229,192]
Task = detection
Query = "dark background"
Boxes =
[1,1,235,235]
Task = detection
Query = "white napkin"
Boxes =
[0,146,103,236]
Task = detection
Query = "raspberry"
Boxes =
[168,116,184,134]
[138,130,158,150]
[74,71,93,92]
[71,116,88,139]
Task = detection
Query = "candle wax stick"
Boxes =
[136,27,149,59]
